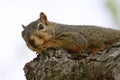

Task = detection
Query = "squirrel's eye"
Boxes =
[39,24,44,29]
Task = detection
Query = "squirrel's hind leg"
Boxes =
[89,45,107,54]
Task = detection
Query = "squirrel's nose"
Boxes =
[29,37,35,45]
[31,37,34,42]
[28,37,37,48]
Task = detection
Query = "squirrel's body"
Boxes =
[22,12,120,54]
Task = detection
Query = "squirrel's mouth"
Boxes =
[26,43,38,51]
[26,37,44,51]
[26,40,45,52]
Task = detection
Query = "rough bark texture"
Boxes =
[24,42,120,80]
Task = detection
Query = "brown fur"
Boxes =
[22,12,120,54]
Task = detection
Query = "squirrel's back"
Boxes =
[52,22,120,44]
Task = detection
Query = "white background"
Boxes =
[0,0,119,80]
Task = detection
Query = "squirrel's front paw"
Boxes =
[37,46,47,54]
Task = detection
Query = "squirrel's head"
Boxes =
[22,12,55,52]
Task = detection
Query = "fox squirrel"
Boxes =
[22,12,120,54]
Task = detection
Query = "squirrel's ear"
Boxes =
[22,24,26,29]
[40,12,51,26]
[40,12,47,21]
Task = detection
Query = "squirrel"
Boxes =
[22,12,120,54]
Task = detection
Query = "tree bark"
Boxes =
[24,42,120,80]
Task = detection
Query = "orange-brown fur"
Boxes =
[22,12,120,54]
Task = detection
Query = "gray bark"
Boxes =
[24,42,120,80]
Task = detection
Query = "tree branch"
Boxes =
[24,42,120,80]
